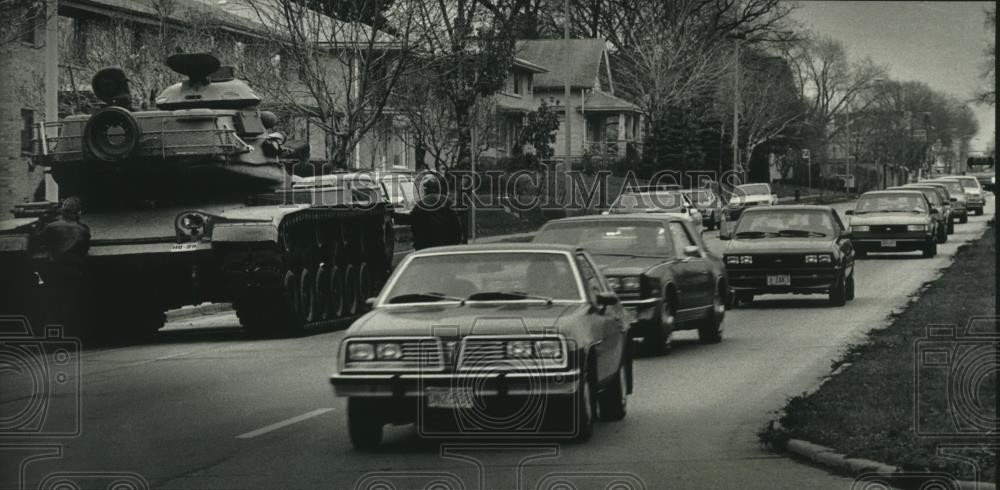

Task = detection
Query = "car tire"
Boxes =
[574,365,595,442]
[845,274,855,301]
[947,220,955,234]
[697,286,725,344]
[922,241,938,258]
[735,292,754,306]
[645,295,675,355]
[347,398,384,451]
[829,277,847,306]
[975,208,984,216]
[597,362,628,422]
[855,249,867,259]
[960,215,968,224]
[937,225,947,244]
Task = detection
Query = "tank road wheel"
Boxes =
[299,266,318,323]
[328,264,345,319]
[343,263,359,317]
[315,261,331,321]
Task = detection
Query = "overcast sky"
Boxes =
[790,1,995,152]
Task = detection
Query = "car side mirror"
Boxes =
[683,245,701,258]
[719,231,731,240]
[596,292,619,307]
[365,297,377,308]
[845,210,855,215]
[840,231,852,240]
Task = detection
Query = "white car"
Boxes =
[605,191,704,232]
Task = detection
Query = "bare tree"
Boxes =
[974,4,995,106]
[0,0,48,47]
[244,0,415,170]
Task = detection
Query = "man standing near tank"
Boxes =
[38,197,91,333]
[394,175,466,250]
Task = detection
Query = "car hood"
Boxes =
[347,303,583,338]
[725,237,834,254]
[588,254,667,276]
[729,195,770,206]
[849,213,930,225]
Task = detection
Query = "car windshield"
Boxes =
[903,188,941,206]
[610,192,686,212]
[734,184,770,197]
[384,252,581,303]
[535,221,673,257]
[855,194,929,214]
[733,209,835,237]
[954,177,981,190]
[681,190,715,205]
[929,181,964,194]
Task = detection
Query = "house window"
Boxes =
[21,109,35,155]
[526,76,532,95]
[513,73,522,95]
[20,5,42,46]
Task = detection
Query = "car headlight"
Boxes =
[347,343,375,361]
[740,255,753,264]
[534,340,563,360]
[817,253,833,263]
[907,225,927,231]
[852,225,869,232]
[506,340,533,358]
[606,277,621,289]
[376,343,403,360]
[725,255,740,265]
[804,254,817,263]
[991,176,995,184]
[621,276,641,290]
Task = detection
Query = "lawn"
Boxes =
[760,224,997,483]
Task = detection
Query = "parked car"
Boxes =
[846,190,940,258]
[938,176,986,216]
[607,191,704,231]
[720,205,855,306]
[922,179,968,224]
[680,188,725,230]
[330,244,633,449]
[533,213,727,353]
[904,183,955,234]
[890,186,948,243]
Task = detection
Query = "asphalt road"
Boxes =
[1,197,993,490]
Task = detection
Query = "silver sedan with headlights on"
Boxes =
[329,244,633,450]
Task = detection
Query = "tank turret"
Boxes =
[32,53,292,183]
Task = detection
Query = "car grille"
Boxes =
[869,225,908,234]
[342,338,445,372]
[457,337,568,371]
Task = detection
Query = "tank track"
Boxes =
[225,205,393,336]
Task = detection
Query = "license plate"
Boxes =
[170,242,203,252]
[880,240,896,248]
[767,274,791,286]
[426,387,474,409]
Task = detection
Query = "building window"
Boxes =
[21,109,35,155]
[526,76,532,95]
[513,73,522,95]
[20,5,42,46]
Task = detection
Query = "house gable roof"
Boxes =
[515,39,606,90]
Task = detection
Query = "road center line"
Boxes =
[236,408,333,439]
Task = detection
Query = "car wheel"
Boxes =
[947,221,955,234]
[646,295,675,355]
[347,398,383,451]
[735,292,754,306]
[829,277,847,306]
[697,286,725,344]
[855,249,868,259]
[975,208,984,216]
[845,274,855,301]
[574,366,595,442]
[597,362,628,422]
[960,215,968,224]
[922,241,938,258]
[938,225,947,244]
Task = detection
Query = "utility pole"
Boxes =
[562,0,571,203]
[469,124,477,242]
[732,42,741,184]
[44,0,60,202]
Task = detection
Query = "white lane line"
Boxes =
[236,408,333,439]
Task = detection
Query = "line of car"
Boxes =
[327,175,988,450]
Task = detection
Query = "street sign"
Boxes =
[802,149,810,159]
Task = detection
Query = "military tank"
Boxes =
[0,53,394,337]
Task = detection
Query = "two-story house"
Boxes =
[491,57,548,158]
[515,39,644,162]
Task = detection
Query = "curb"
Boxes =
[783,438,996,489]
[165,302,233,321]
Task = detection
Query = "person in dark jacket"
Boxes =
[39,197,91,332]
[395,177,466,250]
